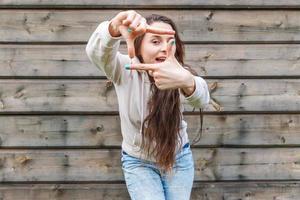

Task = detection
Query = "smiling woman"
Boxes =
[86,10,210,200]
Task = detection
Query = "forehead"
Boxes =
[149,21,173,30]
[144,22,174,39]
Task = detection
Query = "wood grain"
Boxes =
[1,0,300,8]
[1,44,300,77]
[0,79,299,112]
[0,114,299,147]
[0,148,300,181]
[0,182,299,200]
[1,10,300,42]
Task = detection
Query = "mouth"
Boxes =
[155,57,166,63]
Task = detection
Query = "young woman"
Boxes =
[86,10,210,200]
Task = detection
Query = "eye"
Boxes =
[152,40,160,45]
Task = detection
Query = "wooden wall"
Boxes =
[0,1,299,199]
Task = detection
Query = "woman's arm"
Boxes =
[125,37,210,109]
[85,20,129,85]
[180,74,196,97]
[180,75,210,109]
[86,10,175,85]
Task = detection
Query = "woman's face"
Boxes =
[140,22,175,64]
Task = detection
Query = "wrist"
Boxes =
[182,72,195,88]
[181,74,196,97]
[108,20,121,37]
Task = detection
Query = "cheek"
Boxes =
[141,46,159,63]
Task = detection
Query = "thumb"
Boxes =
[126,38,135,59]
[166,39,176,60]
[118,25,136,59]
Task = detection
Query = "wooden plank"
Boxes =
[1,10,300,42]
[1,44,300,77]
[0,184,130,200]
[0,114,299,147]
[1,0,300,9]
[192,182,300,199]
[0,148,300,181]
[0,182,299,200]
[0,79,299,112]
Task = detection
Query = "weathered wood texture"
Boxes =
[0,148,300,181]
[0,114,298,147]
[0,79,299,112]
[1,44,300,78]
[0,1,299,199]
[1,10,300,42]
[0,182,299,200]
[1,0,300,8]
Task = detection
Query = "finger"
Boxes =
[129,15,142,30]
[126,38,135,58]
[118,24,129,35]
[145,26,175,35]
[166,39,176,59]
[155,81,162,89]
[118,25,136,58]
[125,63,158,71]
[152,71,160,79]
[134,18,147,35]
[148,70,154,76]
[114,11,129,22]
[122,12,136,26]
[119,25,135,58]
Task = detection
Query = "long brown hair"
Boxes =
[134,14,204,173]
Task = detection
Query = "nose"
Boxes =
[160,41,169,52]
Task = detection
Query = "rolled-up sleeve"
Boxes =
[182,76,210,109]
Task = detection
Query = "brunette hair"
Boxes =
[134,14,204,173]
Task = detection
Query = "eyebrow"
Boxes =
[151,35,175,40]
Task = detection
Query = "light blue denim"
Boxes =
[121,143,194,200]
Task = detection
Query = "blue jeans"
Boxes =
[121,143,194,200]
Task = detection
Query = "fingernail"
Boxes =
[125,64,131,70]
[127,28,132,33]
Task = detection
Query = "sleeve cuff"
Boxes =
[183,76,210,108]
[184,76,198,99]
[95,20,123,48]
